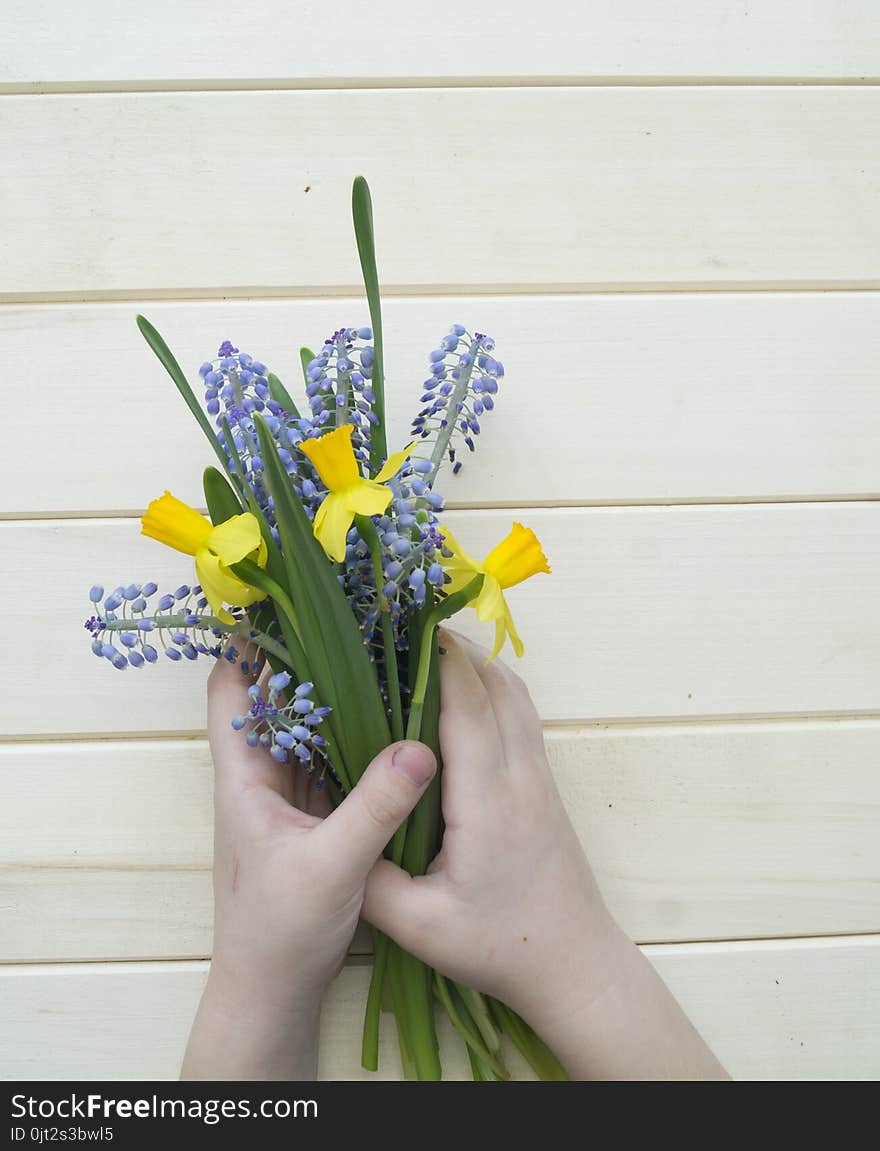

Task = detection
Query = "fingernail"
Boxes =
[391,742,436,787]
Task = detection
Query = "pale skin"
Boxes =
[182,630,727,1081]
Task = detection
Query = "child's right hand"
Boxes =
[363,629,727,1080]
[363,630,623,1035]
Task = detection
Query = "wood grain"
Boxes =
[3,89,880,298]
[5,293,880,516]
[3,937,877,1080]
[3,2,879,88]
[2,721,878,962]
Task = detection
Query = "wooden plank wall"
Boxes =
[0,2,878,1081]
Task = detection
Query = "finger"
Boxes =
[362,858,448,957]
[453,631,547,771]
[437,630,506,820]
[207,654,294,804]
[316,741,436,875]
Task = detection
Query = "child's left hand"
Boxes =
[181,651,436,1080]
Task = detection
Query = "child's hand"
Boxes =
[363,630,617,1024]
[182,652,436,1080]
[364,631,727,1080]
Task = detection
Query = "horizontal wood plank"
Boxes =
[5,293,880,516]
[3,89,880,298]
[3,2,879,88]
[1,721,879,962]
[3,937,877,1079]
[3,504,879,737]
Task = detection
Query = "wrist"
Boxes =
[181,960,324,1081]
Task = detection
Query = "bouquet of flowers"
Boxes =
[82,178,560,1081]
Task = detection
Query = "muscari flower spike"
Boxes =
[84,581,266,674]
[231,671,333,785]
[411,326,502,482]
[439,521,550,662]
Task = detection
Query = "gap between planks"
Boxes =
[4,494,880,522]
[5,281,880,305]
[3,932,878,974]
[2,77,880,97]
[3,712,880,746]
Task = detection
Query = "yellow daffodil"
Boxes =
[440,521,551,661]
[300,424,413,562]
[141,491,267,623]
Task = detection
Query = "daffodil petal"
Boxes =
[313,490,354,562]
[374,442,415,484]
[207,512,264,566]
[196,550,265,623]
[445,568,481,596]
[504,602,524,658]
[345,479,393,518]
[299,425,360,491]
[484,522,551,590]
[439,524,481,573]
[141,491,213,557]
[474,573,505,623]
[488,617,507,663]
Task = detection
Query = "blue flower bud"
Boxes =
[412,459,432,474]
[143,645,158,663]
[112,653,128,670]
[157,594,174,611]
[174,585,191,600]
[294,681,314,697]
[291,725,311,742]
[128,650,145,668]
[247,684,261,701]
[425,492,444,510]
[100,643,116,660]
[427,562,445,586]
[91,639,104,656]
[122,584,140,600]
[274,731,295,749]
[268,670,292,694]
[409,568,426,587]
[245,730,260,748]
[199,362,213,378]
[386,560,403,579]
[450,323,466,336]
[89,585,104,603]
[293,699,314,714]
[132,597,147,612]
[382,581,397,597]
[294,744,311,762]
[182,643,198,660]
[165,647,182,661]
[270,744,288,763]
[357,326,372,339]
[360,347,374,368]
[120,632,138,648]
[104,594,122,612]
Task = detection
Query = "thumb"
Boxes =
[317,741,436,876]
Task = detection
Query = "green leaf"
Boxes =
[351,177,387,469]
[253,413,391,782]
[299,347,316,389]
[203,467,243,525]
[267,372,301,420]
[136,315,232,479]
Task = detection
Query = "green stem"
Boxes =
[434,974,508,1079]
[354,516,404,741]
[405,575,484,742]
[487,998,569,1082]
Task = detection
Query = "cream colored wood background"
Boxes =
[1,2,878,1081]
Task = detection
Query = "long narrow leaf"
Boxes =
[268,371,301,420]
[254,414,391,782]
[203,466,243,524]
[136,315,232,479]
[351,177,387,469]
